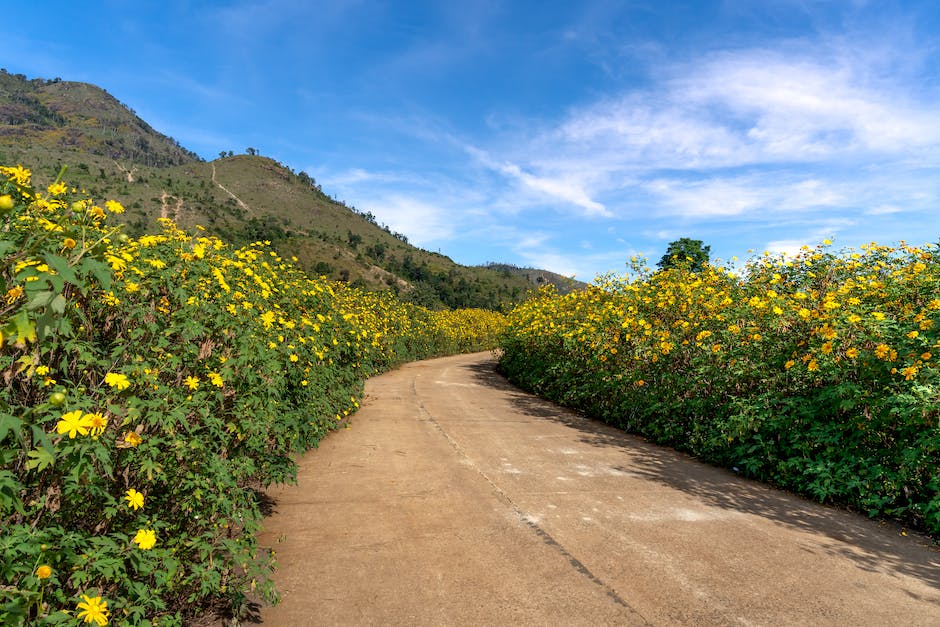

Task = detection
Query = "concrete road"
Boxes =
[257,352,940,625]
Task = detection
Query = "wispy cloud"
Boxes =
[486,40,940,228]
[357,195,456,247]
[463,145,610,216]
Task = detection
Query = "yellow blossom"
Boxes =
[104,199,125,214]
[184,376,200,390]
[5,286,23,305]
[76,594,109,625]
[121,431,143,448]
[133,528,157,550]
[36,565,52,579]
[57,410,91,438]
[124,488,144,510]
[104,372,130,390]
[84,412,107,438]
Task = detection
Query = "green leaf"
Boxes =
[25,290,54,311]
[79,257,112,292]
[11,311,36,343]
[0,413,22,444]
[25,447,55,472]
[43,253,79,285]
[50,293,67,314]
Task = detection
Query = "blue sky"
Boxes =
[7,1,940,280]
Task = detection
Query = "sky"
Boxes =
[6,1,940,280]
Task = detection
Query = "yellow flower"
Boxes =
[84,412,107,438]
[921,352,932,361]
[63,237,77,250]
[208,371,224,387]
[875,344,891,360]
[76,594,109,625]
[184,376,200,390]
[104,199,124,214]
[47,181,68,196]
[784,360,795,369]
[89,205,106,220]
[57,410,90,438]
[121,431,143,448]
[0,194,13,210]
[845,348,859,359]
[5,285,23,305]
[289,354,299,362]
[633,380,645,386]
[902,366,918,380]
[1,165,31,185]
[36,565,52,579]
[872,312,886,321]
[907,330,919,339]
[807,359,819,372]
[133,528,157,550]
[104,372,130,390]
[124,488,144,510]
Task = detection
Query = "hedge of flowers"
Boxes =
[0,164,505,625]
[500,246,940,536]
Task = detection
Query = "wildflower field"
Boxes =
[500,247,940,537]
[0,164,505,625]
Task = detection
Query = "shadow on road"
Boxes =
[463,358,940,598]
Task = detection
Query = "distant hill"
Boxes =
[0,69,585,309]
[482,263,587,295]
[0,70,199,167]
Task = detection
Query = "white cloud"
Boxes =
[644,175,846,219]
[865,204,904,215]
[464,145,610,216]
[365,196,456,246]
[490,42,940,226]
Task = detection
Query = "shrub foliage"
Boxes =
[0,164,504,624]
[500,246,940,537]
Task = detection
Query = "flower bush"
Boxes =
[500,245,940,536]
[0,164,505,624]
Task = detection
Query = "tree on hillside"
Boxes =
[657,238,711,272]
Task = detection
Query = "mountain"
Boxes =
[0,70,199,167]
[0,70,586,309]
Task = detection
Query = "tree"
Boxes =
[657,238,711,272]
[246,147,257,156]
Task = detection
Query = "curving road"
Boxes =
[258,352,940,625]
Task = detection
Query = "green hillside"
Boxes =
[0,69,585,309]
